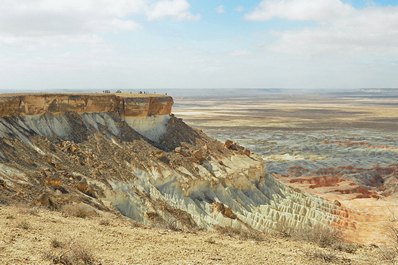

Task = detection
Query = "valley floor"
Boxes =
[0,205,389,265]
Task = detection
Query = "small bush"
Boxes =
[215,225,265,242]
[332,241,359,254]
[19,207,40,216]
[99,219,110,226]
[47,243,96,265]
[147,212,182,231]
[308,251,339,263]
[17,220,31,230]
[62,204,97,219]
[51,239,64,249]
[204,237,216,244]
[379,224,398,263]
[379,247,398,263]
[275,222,347,249]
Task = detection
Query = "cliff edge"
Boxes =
[0,93,352,237]
[0,93,173,117]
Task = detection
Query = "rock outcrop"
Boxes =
[0,93,352,236]
[0,93,173,117]
[0,93,173,142]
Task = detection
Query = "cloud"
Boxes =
[246,0,353,21]
[246,0,398,55]
[146,0,199,21]
[216,5,225,14]
[0,0,197,46]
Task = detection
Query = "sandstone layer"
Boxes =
[0,93,173,117]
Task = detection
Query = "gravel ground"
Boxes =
[0,205,387,265]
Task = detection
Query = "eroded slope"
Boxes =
[0,95,351,236]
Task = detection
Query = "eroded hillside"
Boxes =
[0,93,356,239]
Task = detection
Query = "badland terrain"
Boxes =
[0,90,397,264]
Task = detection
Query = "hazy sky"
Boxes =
[0,0,397,90]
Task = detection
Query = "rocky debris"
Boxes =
[60,141,80,153]
[192,149,207,164]
[152,150,166,159]
[334,200,342,207]
[174,144,209,165]
[36,193,59,210]
[212,202,237,220]
[224,140,251,157]
[174,147,186,156]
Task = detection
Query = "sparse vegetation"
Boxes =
[99,219,110,226]
[17,220,31,230]
[379,224,398,264]
[307,250,340,263]
[214,225,266,242]
[204,237,216,244]
[20,207,40,216]
[46,239,96,265]
[147,211,182,231]
[51,239,65,249]
[275,222,358,253]
[62,204,97,219]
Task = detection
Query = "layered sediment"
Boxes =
[0,93,352,237]
[0,93,173,142]
[0,93,173,117]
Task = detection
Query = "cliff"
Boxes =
[0,93,173,117]
[0,93,352,238]
[0,93,173,142]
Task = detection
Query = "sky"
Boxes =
[0,0,397,90]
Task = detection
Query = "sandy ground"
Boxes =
[173,97,398,130]
[0,205,386,265]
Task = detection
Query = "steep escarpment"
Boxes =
[0,94,352,235]
[0,93,173,117]
[0,93,173,143]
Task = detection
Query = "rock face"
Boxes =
[0,93,173,117]
[0,93,173,142]
[0,93,352,236]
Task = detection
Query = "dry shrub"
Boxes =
[19,207,40,217]
[146,212,182,231]
[17,220,31,230]
[380,248,398,263]
[379,224,398,263]
[388,225,398,244]
[307,250,340,264]
[204,237,216,244]
[62,204,97,219]
[276,222,357,252]
[46,241,96,265]
[99,219,110,226]
[295,225,343,248]
[51,239,65,249]
[214,225,265,242]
